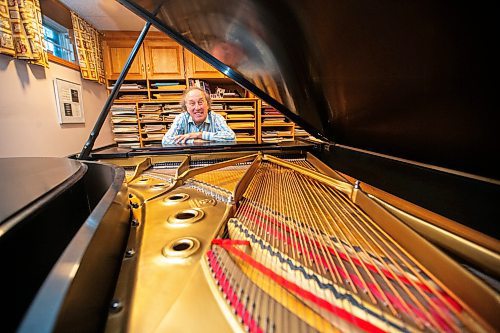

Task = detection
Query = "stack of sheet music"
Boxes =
[142,124,165,133]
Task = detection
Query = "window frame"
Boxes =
[42,15,79,70]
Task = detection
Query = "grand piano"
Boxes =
[1,0,499,332]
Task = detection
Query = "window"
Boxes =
[42,16,76,64]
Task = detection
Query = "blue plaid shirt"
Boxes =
[162,111,235,145]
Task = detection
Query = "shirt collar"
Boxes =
[187,111,211,125]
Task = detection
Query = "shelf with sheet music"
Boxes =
[137,101,182,146]
[107,80,149,103]
[110,103,140,148]
[108,94,259,146]
[148,79,187,102]
[260,101,296,143]
[109,100,182,147]
[211,98,258,143]
[107,79,189,103]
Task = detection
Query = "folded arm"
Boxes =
[162,115,187,145]
[162,113,236,145]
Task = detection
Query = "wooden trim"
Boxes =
[39,0,72,29]
[101,31,171,41]
[48,53,80,71]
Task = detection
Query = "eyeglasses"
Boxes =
[187,99,206,108]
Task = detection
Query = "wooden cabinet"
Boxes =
[184,49,225,78]
[103,34,185,80]
[144,40,185,79]
[103,39,146,80]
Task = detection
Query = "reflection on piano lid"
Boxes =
[2,1,499,333]
[118,0,498,180]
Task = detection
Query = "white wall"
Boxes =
[0,54,114,157]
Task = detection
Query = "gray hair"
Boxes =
[180,87,212,112]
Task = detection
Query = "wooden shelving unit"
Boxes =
[260,101,295,143]
[102,31,310,147]
[212,98,257,142]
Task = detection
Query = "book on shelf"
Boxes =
[189,79,211,95]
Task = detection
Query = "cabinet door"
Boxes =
[103,40,146,80]
[144,40,185,79]
[184,50,225,78]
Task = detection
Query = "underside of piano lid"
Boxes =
[117,0,497,180]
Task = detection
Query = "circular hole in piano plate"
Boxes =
[162,237,200,258]
[167,208,204,225]
[163,193,189,204]
[173,242,191,251]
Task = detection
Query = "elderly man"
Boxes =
[162,87,236,145]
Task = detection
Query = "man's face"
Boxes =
[185,89,208,125]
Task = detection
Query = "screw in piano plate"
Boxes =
[125,248,136,258]
[130,202,139,209]
[109,299,123,313]
[131,218,140,227]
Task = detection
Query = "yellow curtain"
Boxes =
[0,0,48,67]
[71,11,105,84]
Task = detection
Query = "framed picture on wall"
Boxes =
[53,78,85,124]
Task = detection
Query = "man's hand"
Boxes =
[173,132,202,144]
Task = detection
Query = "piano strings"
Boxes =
[204,159,474,332]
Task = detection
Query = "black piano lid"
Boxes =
[0,158,86,228]
[117,0,498,180]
